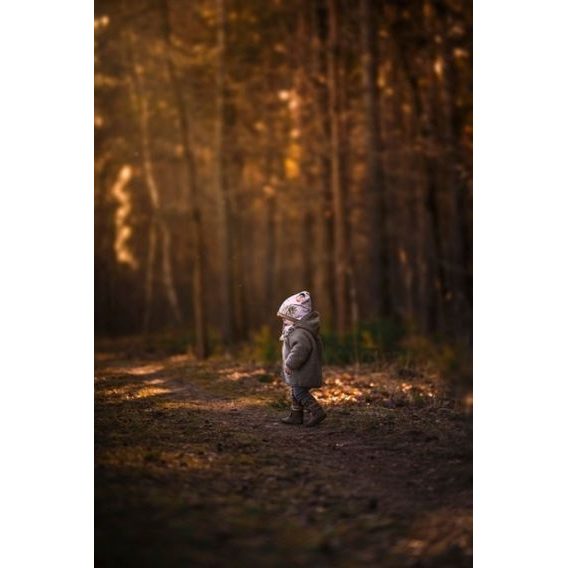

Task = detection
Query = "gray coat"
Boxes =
[282,311,324,388]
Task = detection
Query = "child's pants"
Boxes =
[292,386,313,406]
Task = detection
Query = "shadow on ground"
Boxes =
[95,352,472,567]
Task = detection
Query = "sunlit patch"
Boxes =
[160,400,194,411]
[433,56,444,79]
[221,367,271,382]
[134,386,169,399]
[288,92,299,111]
[166,354,193,365]
[378,61,391,88]
[96,379,170,402]
[111,164,138,270]
[313,367,443,408]
[454,47,469,60]
[97,384,133,400]
[127,363,166,376]
[262,184,275,198]
[392,508,472,559]
[97,447,217,472]
[226,371,250,381]
[94,15,110,31]
[285,140,301,180]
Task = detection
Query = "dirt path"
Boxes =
[95,352,472,567]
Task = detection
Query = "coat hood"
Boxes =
[294,310,321,336]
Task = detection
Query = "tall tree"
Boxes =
[360,0,391,319]
[160,0,209,358]
[327,0,349,334]
[215,0,238,346]
[310,0,336,329]
[125,29,183,329]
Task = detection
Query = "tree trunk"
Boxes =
[434,1,472,335]
[127,30,183,326]
[232,163,248,339]
[215,0,238,346]
[360,0,390,320]
[143,221,157,332]
[160,0,209,357]
[391,27,444,334]
[302,211,314,292]
[160,222,183,324]
[312,0,335,329]
[262,159,277,314]
[327,0,349,335]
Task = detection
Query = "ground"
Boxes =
[95,349,472,567]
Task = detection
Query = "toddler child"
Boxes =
[277,291,326,427]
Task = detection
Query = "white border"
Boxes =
[476,1,568,566]
[0,1,94,566]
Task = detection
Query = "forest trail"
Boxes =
[95,351,472,567]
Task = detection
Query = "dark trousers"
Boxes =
[291,386,313,406]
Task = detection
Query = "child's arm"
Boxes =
[285,331,312,371]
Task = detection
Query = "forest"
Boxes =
[95,0,472,362]
[95,0,472,565]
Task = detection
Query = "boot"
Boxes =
[303,395,327,427]
[281,396,303,425]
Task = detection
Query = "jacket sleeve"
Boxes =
[285,330,313,370]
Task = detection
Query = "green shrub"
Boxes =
[240,325,280,364]
[321,318,405,365]
[399,334,472,393]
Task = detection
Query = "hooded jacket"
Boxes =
[280,310,324,388]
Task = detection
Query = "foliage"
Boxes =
[232,318,471,399]
[322,319,406,365]
[238,325,280,364]
[399,334,473,395]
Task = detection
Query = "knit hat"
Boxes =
[277,291,312,322]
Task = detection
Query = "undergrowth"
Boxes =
[95,319,471,395]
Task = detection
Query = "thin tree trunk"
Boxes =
[327,0,349,335]
[296,5,315,297]
[263,154,277,313]
[143,221,157,332]
[215,0,237,346]
[232,162,248,338]
[160,222,183,324]
[127,30,183,325]
[302,211,314,292]
[391,28,444,334]
[360,0,390,320]
[312,0,335,329]
[160,0,209,357]
[434,2,472,333]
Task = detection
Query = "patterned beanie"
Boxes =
[277,291,312,322]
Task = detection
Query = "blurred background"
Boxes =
[95,0,472,371]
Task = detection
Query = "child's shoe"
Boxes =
[280,408,304,425]
[281,395,304,425]
[303,397,327,427]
